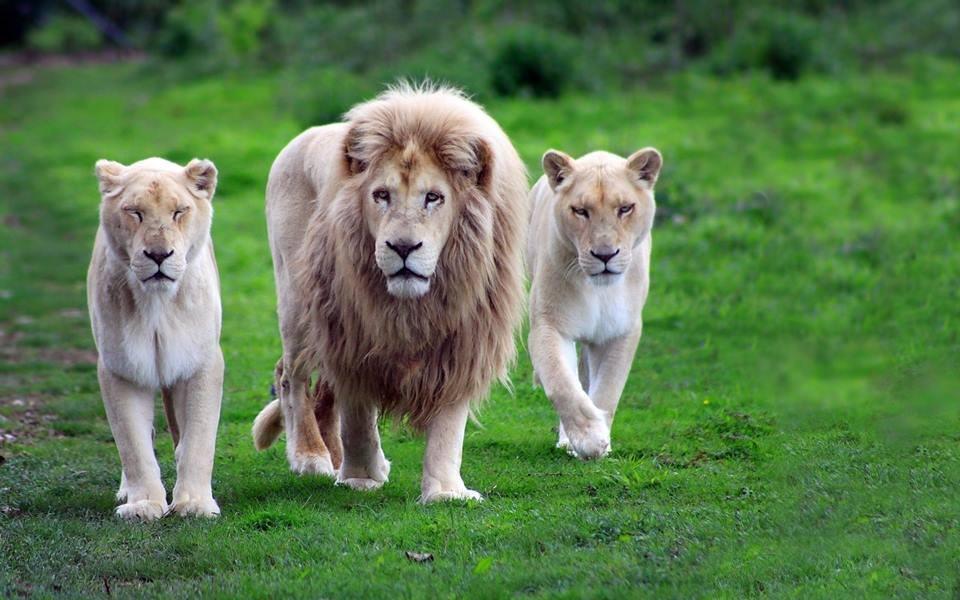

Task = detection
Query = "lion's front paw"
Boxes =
[288,452,336,478]
[337,454,390,491]
[420,475,484,503]
[564,408,610,460]
[421,488,484,503]
[337,477,385,491]
[115,499,167,522]
[170,496,220,518]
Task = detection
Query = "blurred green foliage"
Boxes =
[9,0,960,103]
[26,13,101,53]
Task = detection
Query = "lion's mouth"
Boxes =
[143,271,175,283]
[591,268,622,277]
[390,266,429,281]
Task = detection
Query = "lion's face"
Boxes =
[96,158,217,295]
[544,148,661,286]
[363,151,458,299]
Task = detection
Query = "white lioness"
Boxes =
[88,157,223,520]
[527,148,662,459]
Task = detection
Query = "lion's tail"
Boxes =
[252,399,284,450]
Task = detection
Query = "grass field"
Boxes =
[1,58,959,597]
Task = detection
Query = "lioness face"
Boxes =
[96,158,217,294]
[365,151,457,299]
[544,149,662,286]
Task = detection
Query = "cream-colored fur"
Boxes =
[252,84,528,502]
[527,148,662,459]
[87,157,223,520]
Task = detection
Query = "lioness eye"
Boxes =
[372,189,390,203]
[571,207,589,218]
[126,209,143,223]
[618,204,635,216]
[173,208,187,220]
[425,191,444,206]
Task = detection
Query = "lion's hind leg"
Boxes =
[279,361,336,478]
[312,379,342,470]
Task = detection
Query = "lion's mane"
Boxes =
[293,84,528,429]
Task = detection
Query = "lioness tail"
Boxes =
[252,398,283,450]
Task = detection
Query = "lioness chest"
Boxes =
[109,298,215,388]
[559,281,640,344]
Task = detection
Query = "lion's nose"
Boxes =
[590,248,620,264]
[144,249,174,265]
[386,240,423,260]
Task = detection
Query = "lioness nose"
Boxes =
[590,248,620,264]
[144,249,174,265]
[386,240,423,260]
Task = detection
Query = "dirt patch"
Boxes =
[0,50,145,92]
[0,395,63,446]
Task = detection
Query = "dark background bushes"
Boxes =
[4,0,960,115]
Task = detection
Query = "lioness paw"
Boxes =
[288,452,336,478]
[564,410,610,460]
[170,496,220,518]
[115,499,167,522]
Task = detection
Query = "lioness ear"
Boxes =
[94,159,126,198]
[626,147,662,189]
[542,150,575,191]
[184,158,218,200]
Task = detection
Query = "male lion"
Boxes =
[251,84,527,502]
[88,157,223,520]
[527,148,662,459]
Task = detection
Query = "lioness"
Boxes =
[252,84,527,502]
[527,148,662,459]
[88,157,223,520]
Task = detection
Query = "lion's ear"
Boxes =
[437,135,492,189]
[626,147,662,189]
[95,159,126,198]
[344,124,369,175]
[184,158,218,200]
[465,137,492,189]
[542,150,575,191]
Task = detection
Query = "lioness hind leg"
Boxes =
[337,392,390,491]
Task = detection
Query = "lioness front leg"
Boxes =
[168,350,223,518]
[584,328,643,435]
[420,401,482,503]
[336,393,390,491]
[280,360,335,477]
[99,364,167,521]
[530,325,609,459]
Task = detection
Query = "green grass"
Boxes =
[1,58,958,597]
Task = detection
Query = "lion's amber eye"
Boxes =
[571,207,589,218]
[125,209,143,223]
[618,204,635,217]
[373,189,390,203]
[425,191,444,206]
[173,208,188,221]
